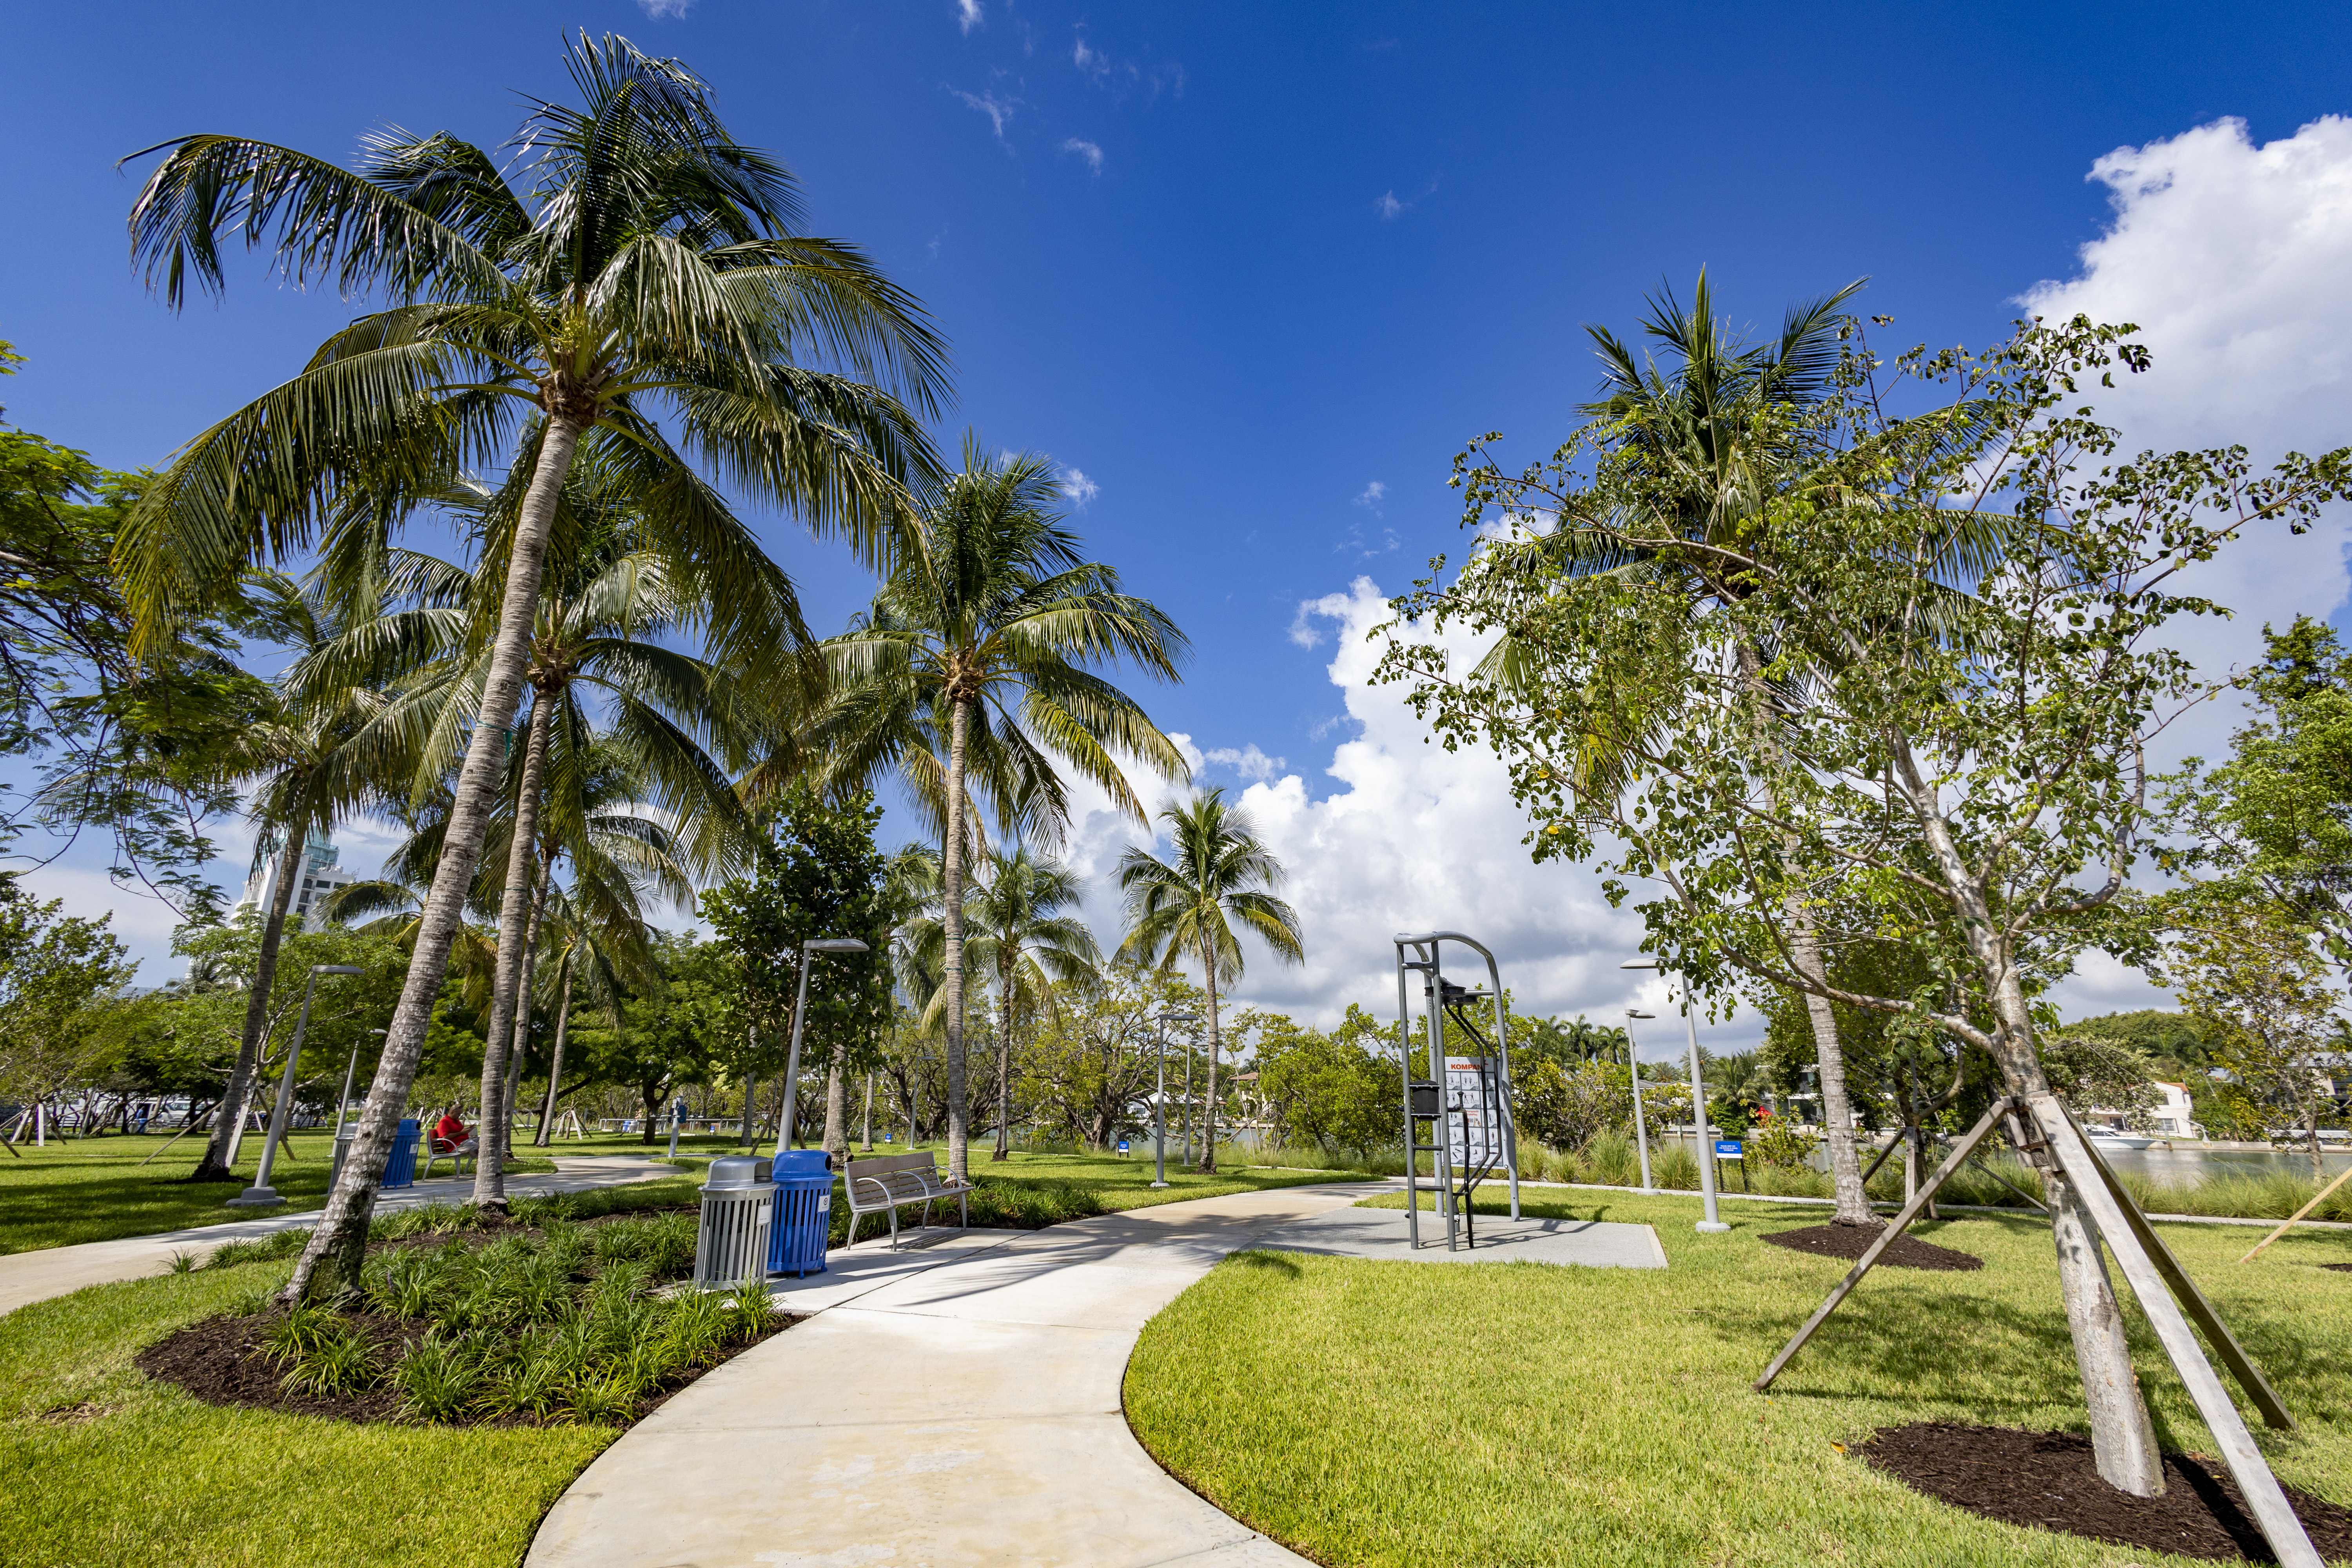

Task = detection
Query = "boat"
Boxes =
[2087,1129,2156,1151]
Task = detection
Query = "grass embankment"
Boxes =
[1127,1187,2352,1568]
[0,1180,722,1568]
[0,1132,557,1254]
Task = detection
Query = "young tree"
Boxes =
[2161,905,2345,1171]
[0,881,137,1131]
[122,34,947,1300]
[1377,310,2350,1495]
[1117,789,1304,1174]
[699,786,893,1158]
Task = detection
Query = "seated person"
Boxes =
[430,1106,476,1155]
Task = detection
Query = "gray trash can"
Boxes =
[694,1156,775,1289]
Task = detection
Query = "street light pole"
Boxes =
[1624,1008,1657,1194]
[775,937,872,1157]
[230,964,363,1208]
[1150,1009,1198,1189]
[335,1027,386,1138]
[1625,958,1729,1232]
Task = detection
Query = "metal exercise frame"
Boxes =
[1395,932,1522,1251]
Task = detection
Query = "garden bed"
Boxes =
[141,1204,790,1429]
[1760,1221,1984,1271]
[1855,1421,2352,1563]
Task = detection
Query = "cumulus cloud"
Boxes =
[1058,466,1100,507]
[636,0,692,15]
[1060,138,1104,174]
[955,0,983,34]
[1045,580,1672,1046]
[1354,479,1386,514]
[1374,191,1403,221]
[949,88,1018,146]
[1205,744,1287,782]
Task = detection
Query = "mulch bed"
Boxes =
[1855,1421,2352,1563]
[1760,1221,1983,1271]
[2320,1263,2352,1274]
[137,1306,791,1428]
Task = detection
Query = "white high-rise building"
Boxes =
[234,828,361,931]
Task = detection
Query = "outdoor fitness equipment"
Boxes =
[1394,932,1522,1251]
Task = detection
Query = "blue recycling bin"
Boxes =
[767,1150,833,1278]
[381,1118,421,1190]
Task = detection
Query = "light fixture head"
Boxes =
[805,938,871,954]
[315,964,364,976]
[1626,1008,1655,1020]
[1619,958,1659,971]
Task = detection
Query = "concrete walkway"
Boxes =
[528,1181,1390,1568]
[0,1156,676,1318]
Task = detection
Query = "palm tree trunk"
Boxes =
[534,949,576,1147]
[1200,943,1222,1175]
[941,695,973,1185]
[495,857,555,1166]
[993,953,1016,1160]
[472,688,555,1209]
[191,828,306,1182]
[822,1054,849,1164]
[286,411,586,1301]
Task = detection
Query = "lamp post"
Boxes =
[1624,1008,1657,1194]
[1149,1009,1199,1189]
[335,1027,387,1138]
[775,938,871,1156]
[1624,958,1729,1232]
[230,964,363,1208]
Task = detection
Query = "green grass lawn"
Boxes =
[0,1255,614,1568]
[1126,1187,2352,1568]
[0,1133,555,1255]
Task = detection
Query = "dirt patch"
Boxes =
[2320,1263,2352,1274]
[1760,1222,1982,1271]
[1855,1421,2352,1563]
[36,1401,115,1425]
[137,1305,790,1428]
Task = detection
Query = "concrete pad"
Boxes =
[0,1156,675,1318]
[1249,1205,1667,1268]
[527,1181,1384,1568]
[764,1228,1018,1314]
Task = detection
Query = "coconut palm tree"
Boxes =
[808,442,1188,1180]
[903,848,1100,1159]
[120,33,949,1297]
[1116,790,1302,1174]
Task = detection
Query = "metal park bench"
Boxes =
[842,1151,973,1249]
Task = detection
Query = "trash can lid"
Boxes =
[704,1156,773,1189]
[773,1149,832,1174]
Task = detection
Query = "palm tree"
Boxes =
[1116,790,1302,1174]
[120,33,948,1298]
[905,848,1100,1160]
[809,442,1188,1180]
[182,573,384,1182]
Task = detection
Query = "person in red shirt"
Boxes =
[432,1105,471,1153]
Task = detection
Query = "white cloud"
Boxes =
[949,88,1018,146]
[955,0,983,34]
[1060,138,1105,175]
[1047,581,1670,1045]
[1073,36,1103,76]
[1205,744,1287,782]
[635,0,692,15]
[1353,479,1385,513]
[1058,466,1100,507]
[1374,191,1403,220]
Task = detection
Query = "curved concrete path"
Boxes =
[0,1156,676,1318]
[528,1181,1388,1568]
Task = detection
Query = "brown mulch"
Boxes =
[137,1305,792,1428]
[1855,1421,2352,1563]
[1760,1221,1983,1271]
[2319,1263,2352,1274]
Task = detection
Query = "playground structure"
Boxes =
[1394,932,1521,1251]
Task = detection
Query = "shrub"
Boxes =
[559,1368,640,1425]
[259,1301,345,1365]
[390,1333,480,1422]
[281,1332,379,1397]
[1748,1113,1820,1170]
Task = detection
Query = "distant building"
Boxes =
[233,828,360,931]
[2082,1080,2202,1140]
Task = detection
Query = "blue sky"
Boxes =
[5,2,2351,1047]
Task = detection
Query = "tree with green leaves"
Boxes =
[1376,307,2350,1496]
[119,34,948,1298]
[810,442,1188,1180]
[905,846,1100,1159]
[1116,789,1303,1174]
[1246,1009,1395,1159]
[2160,904,2345,1171]
[699,786,893,1158]
[0,880,137,1140]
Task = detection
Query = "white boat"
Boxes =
[2087,1129,2157,1151]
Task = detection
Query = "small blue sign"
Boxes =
[1117,1139,1132,1154]
[883,1132,894,1143]
[1715,1140,1744,1158]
